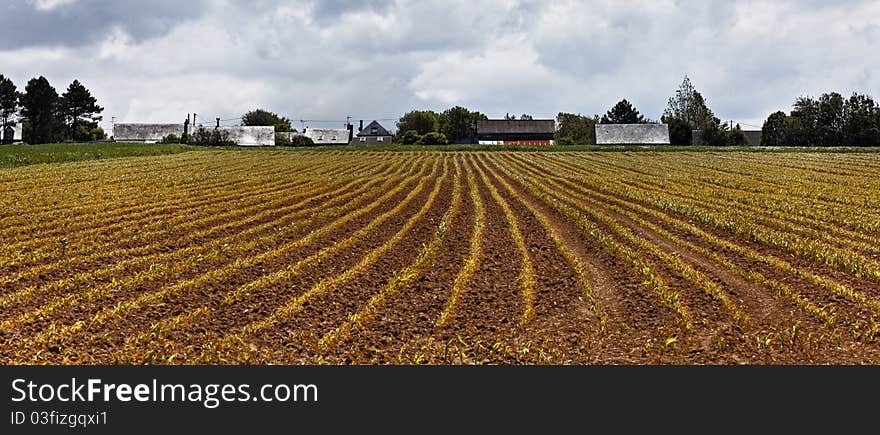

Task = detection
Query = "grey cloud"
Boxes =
[308,0,394,21]
[0,0,210,49]
[2,0,878,130]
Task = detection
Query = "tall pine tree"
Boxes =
[20,76,59,145]
[600,99,646,124]
[0,74,18,133]
[60,80,104,141]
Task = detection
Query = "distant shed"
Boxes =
[477,120,556,146]
[2,123,23,143]
[595,124,670,145]
[743,130,762,146]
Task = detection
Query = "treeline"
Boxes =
[554,77,750,146]
[761,93,880,147]
[396,107,488,145]
[0,74,106,144]
[556,99,653,144]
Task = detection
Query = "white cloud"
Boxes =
[31,0,77,11]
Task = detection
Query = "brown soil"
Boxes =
[4,151,880,365]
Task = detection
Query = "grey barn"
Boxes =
[476,120,556,146]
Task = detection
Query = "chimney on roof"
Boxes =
[359,120,364,132]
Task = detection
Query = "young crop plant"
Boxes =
[471,155,537,327]
[435,168,486,329]
[319,160,465,350]
[7,161,434,358]
[493,154,692,330]
[220,158,448,306]
[475,155,607,330]
[203,159,453,361]
[516,164,749,327]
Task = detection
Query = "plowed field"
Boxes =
[2,151,880,364]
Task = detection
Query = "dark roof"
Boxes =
[357,120,392,137]
[477,119,556,134]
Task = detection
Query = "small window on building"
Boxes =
[332,136,337,141]
[377,136,384,142]
[371,127,378,135]
[318,135,325,141]
[359,137,367,143]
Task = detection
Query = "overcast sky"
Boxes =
[2,0,878,132]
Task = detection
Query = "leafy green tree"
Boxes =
[59,80,103,141]
[664,76,715,127]
[760,111,789,146]
[160,134,181,144]
[662,76,719,145]
[842,93,880,146]
[289,135,315,147]
[192,127,235,147]
[781,92,876,147]
[398,130,421,145]
[726,124,748,146]
[242,109,292,132]
[662,116,692,145]
[555,112,597,145]
[818,92,845,146]
[600,99,646,124]
[72,121,106,142]
[0,74,19,131]
[789,96,819,147]
[20,76,60,144]
[418,132,448,145]
[440,106,486,143]
[274,133,291,146]
[396,111,439,135]
[699,117,728,146]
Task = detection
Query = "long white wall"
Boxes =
[114,123,184,142]
[595,124,670,145]
[219,126,275,146]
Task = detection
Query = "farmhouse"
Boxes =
[354,120,393,144]
[301,126,353,145]
[595,124,670,145]
[477,119,556,146]
[2,123,23,143]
